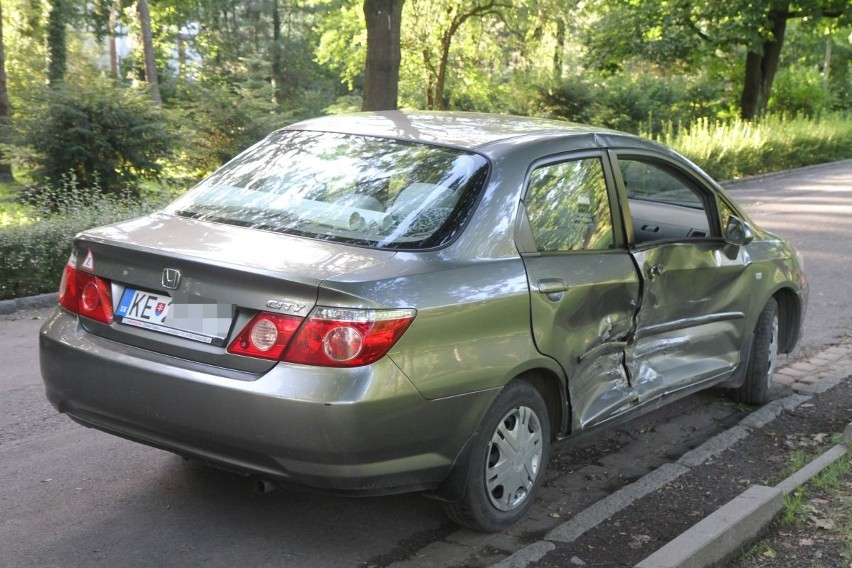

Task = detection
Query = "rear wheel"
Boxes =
[443,381,551,532]
[730,297,779,405]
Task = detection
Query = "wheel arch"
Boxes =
[773,286,802,354]
[515,368,569,439]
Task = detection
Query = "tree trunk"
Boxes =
[362,0,405,111]
[108,3,118,79]
[823,35,832,79]
[553,18,565,81]
[137,0,162,105]
[740,9,788,119]
[0,1,14,182]
[47,0,67,86]
[272,0,285,105]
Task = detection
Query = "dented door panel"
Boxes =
[627,242,752,400]
[523,252,641,429]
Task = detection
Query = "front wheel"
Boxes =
[730,297,779,405]
[443,381,551,532]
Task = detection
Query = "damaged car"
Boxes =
[40,111,807,532]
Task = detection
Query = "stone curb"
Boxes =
[0,292,57,316]
[635,440,850,568]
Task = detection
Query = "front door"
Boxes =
[614,155,753,401]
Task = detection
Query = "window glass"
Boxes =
[166,130,489,250]
[619,158,713,243]
[524,158,613,252]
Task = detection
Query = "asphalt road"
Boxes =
[1,160,850,568]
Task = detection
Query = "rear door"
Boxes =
[613,152,753,401]
[518,152,641,430]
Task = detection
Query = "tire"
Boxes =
[730,297,779,405]
[443,381,551,532]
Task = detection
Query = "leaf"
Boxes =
[762,547,777,558]
[808,515,835,530]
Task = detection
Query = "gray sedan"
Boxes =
[40,111,807,532]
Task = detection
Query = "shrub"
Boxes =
[537,72,725,134]
[0,176,166,300]
[17,80,173,201]
[769,66,835,117]
[168,81,288,182]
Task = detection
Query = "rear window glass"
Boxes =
[167,130,490,250]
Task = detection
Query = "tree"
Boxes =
[0,1,14,182]
[582,0,851,119]
[407,0,511,110]
[362,0,405,111]
[137,0,161,104]
[46,0,67,86]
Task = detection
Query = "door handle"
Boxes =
[537,278,570,295]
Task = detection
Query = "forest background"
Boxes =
[0,0,851,300]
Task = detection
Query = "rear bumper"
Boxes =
[39,308,496,495]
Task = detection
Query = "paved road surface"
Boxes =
[1,160,849,568]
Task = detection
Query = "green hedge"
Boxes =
[1,178,164,301]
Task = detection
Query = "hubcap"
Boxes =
[766,314,779,388]
[485,405,543,511]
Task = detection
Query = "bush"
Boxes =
[169,81,289,181]
[537,72,726,134]
[0,177,166,300]
[769,66,835,117]
[17,81,173,200]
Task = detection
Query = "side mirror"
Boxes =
[724,216,754,246]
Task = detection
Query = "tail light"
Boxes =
[58,254,114,325]
[228,307,415,367]
[227,313,302,360]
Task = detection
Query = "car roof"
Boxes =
[283,110,636,152]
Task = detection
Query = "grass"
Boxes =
[736,453,852,567]
[649,112,852,181]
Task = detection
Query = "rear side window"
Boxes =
[167,130,489,250]
[524,158,614,252]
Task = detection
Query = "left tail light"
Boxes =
[58,253,114,325]
[228,307,416,367]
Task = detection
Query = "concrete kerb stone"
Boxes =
[633,485,784,568]
[489,542,556,568]
[546,462,691,544]
[636,436,851,568]
[0,292,57,316]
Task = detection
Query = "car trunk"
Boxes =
[70,213,395,374]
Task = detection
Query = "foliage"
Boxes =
[168,75,290,182]
[537,71,728,134]
[769,66,835,116]
[651,112,852,181]
[0,175,166,300]
[17,80,173,199]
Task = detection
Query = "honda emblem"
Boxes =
[162,268,182,290]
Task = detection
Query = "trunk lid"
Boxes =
[73,213,395,374]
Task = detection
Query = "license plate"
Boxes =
[116,288,228,346]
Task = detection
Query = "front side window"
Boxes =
[524,158,614,252]
[619,158,715,243]
[167,130,489,250]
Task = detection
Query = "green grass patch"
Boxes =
[648,113,852,181]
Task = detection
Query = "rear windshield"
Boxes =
[167,130,490,250]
